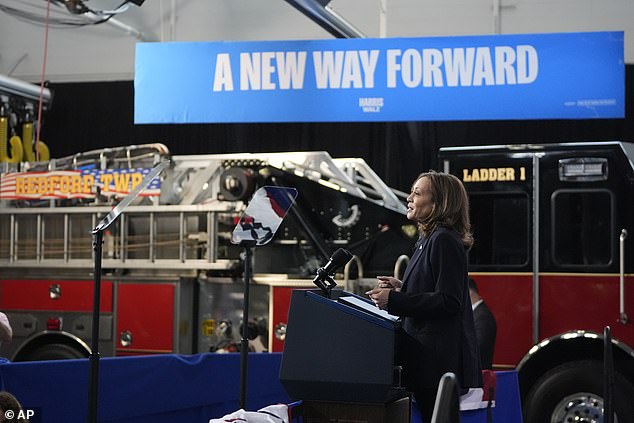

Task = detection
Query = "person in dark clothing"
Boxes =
[366,171,482,423]
[468,278,497,370]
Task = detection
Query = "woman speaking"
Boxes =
[366,171,482,422]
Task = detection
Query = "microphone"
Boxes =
[312,248,353,297]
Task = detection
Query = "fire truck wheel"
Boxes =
[524,360,634,423]
[22,343,87,361]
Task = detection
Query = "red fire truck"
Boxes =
[440,142,634,423]
[0,144,414,359]
[3,141,633,422]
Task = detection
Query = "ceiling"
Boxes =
[0,0,632,82]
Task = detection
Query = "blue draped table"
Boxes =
[0,353,522,423]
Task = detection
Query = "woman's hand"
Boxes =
[365,287,391,310]
[376,276,403,292]
[364,276,403,310]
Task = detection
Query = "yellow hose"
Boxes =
[0,106,24,162]
[21,122,49,162]
[36,139,50,161]
[22,122,35,162]
[0,116,8,162]
[6,135,24,163]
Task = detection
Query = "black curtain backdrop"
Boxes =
[40,65,633,190]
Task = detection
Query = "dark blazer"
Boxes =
[473,300,497,370]
[387,227,482,391]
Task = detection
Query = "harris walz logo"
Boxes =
[358,97,384,113]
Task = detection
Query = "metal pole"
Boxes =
[88,229,103,423]
[532,154,541,344]
[239,244,253,410]
[619,229,628,324]
[604,326,614,423]
[378,0,387,38]
[86,161,168,422]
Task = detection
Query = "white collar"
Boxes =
[472,299,483,310]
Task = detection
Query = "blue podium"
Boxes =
[280,289,406,404]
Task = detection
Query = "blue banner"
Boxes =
[134,32,624,123]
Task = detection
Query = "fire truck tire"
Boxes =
[21,343,87,361]
[524,360,634,423]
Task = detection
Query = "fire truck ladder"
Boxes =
[192,151,408,214]
[1,149,407,271]
[0,204,239,270]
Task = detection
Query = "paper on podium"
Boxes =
[339,295,400,322]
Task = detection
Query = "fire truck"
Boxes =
[440,142,634,423]
[0,144,415,359]
[4,140,633,421]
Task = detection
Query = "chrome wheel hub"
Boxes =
[551,392,615,423]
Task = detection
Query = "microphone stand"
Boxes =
[239,240,256,410]
[87,161,168,423]
[230,185,298,411]
[313,274,337,299]
[87,229,103,423]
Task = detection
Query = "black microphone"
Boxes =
[312,248,353,296]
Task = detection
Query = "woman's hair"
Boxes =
[415,170,474,249]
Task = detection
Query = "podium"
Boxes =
[280,289,408,415]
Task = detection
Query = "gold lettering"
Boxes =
[83,174,94,193]
[130,173,143,191]
[100,174,113,192]
[26,177,36,194]
[497,168,506,180]
[520,167,526,181]
[114,173,131,192]
[36,176,47,195]
[70,175,82,193]
[49,176,60,194]
[16,177,26,194]
[59,176,70,193]
[33,177,41,194]
[462,167,520,182]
